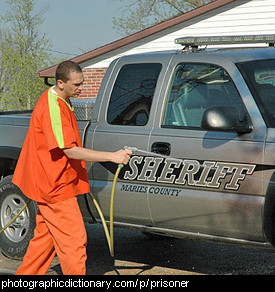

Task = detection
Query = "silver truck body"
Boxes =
[1,45,275,255]
[86,48,275,248]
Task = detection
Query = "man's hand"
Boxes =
[109,149,132,165]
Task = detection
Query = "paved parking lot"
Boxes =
[1,223,275,275]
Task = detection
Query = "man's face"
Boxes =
[59,71,84,98]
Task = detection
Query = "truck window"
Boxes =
[237,59,275,128]
[162,63,245,129]
[107,63,162,126]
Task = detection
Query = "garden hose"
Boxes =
[109,163,124,257]
[0,198,31,235]
[89,163,123,257]
[0,164,124,258]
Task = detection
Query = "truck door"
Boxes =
[147,55,266,242]
[90,55,169,226]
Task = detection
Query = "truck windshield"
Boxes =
[237,59,275,128]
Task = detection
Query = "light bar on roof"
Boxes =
[174,35,275,47]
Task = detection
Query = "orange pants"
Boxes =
[16,196,87,275]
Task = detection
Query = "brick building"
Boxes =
[80,68,107,98]
[39,0,275,99]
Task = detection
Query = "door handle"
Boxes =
[151,142,171,156]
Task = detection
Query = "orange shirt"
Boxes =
[12,87,90,204]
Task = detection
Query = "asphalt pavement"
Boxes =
[1,223,275,275]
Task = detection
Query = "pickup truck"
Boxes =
[1,35,275,259]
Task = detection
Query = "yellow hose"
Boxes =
[89,164,123,257]
[88,191,111,251]
[109,164,123,257]
[0,199,31,235]
[0,164,123,258]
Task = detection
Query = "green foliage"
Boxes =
[0,0,52,111]
[112,0,215,36]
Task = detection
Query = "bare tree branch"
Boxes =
[111,0,215,36]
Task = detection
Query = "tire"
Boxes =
[0,175,37,259]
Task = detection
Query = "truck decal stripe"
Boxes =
[101,155,263,192]
[122,156,257,191]
[48,89,65,149]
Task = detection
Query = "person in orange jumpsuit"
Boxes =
[12,60,132,275]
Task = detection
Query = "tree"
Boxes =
[0,0,52,111]
[112,0,215,36]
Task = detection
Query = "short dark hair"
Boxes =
[55,60,82,82]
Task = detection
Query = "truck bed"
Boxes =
[0,110,32,116]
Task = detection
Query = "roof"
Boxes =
[185,47,275,63]
[38,0,236,78]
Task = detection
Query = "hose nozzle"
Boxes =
[124,146,138,152]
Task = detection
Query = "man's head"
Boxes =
[55,61,84,99]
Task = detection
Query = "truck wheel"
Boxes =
[0,175,37,259]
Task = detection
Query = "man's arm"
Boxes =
[63,146,132,165]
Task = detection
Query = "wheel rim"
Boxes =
[0,194,30,243]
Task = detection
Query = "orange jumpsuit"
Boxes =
[12,87,90,275]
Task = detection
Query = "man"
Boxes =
[12,60,132,275]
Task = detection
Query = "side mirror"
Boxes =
[201,106,253,134]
